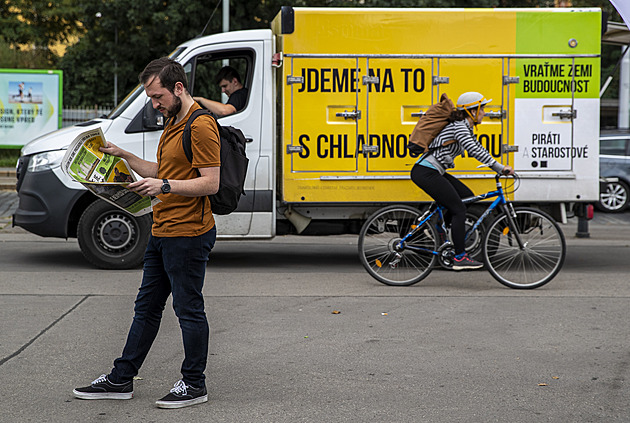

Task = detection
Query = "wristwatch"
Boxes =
[161,179,171,194]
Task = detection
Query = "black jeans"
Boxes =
[411,164,473,255]
[109,227,216,389]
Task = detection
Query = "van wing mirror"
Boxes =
[143,102,164,130]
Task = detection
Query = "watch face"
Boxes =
[161,180,171,194]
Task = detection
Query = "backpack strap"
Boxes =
[179,108,217,221]
[429,138,456,152]
[181,108,214,163]
[417,139,458,164]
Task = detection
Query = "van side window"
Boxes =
[188,50,254,115]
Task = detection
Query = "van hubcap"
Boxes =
[98,214,134,251]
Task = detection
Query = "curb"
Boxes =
[0,168,17,191]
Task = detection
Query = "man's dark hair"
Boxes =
[139,57,188,93]
[215,66,242,85]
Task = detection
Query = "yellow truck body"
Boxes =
[274,7,601,207]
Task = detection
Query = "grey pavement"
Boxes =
[0,189,17,217]
[1,227,629,422]
[1,193,629,422]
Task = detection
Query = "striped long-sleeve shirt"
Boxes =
[424,119,504,175]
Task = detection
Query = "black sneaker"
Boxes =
[155,380,208,409]
[452,253,483,271]
[73,374,133,400]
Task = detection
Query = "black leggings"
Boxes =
[410,164,473,255]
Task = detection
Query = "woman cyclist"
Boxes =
[411,92,514,270]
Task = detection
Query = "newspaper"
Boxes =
[62,128,159,216]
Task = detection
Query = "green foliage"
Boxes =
[3,0,625,107]
[0,0,82,68]
[0,149,20,168]
[60,0,220,106]
[0,40,54,68]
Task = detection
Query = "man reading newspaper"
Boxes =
[73,57,221,409]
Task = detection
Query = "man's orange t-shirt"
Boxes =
[153,103,220,237]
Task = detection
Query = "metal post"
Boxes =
[575,203,590,238]
[114,24,118,107]
[575,216,590,238]
[619,46,630,129]
[221,0,230,103]
[222,0,229,33]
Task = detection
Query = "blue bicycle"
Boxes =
[358,174,566,289]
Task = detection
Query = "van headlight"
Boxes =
[28,150,66,173]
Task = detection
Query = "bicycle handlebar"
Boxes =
[476,163,516,177]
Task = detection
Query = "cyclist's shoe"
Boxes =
[452,253,483,271]
[155,380,208,409]
[73,374,133,400]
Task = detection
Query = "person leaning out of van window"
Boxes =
[194,66,248,117]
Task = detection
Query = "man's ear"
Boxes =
[174,81,185,96]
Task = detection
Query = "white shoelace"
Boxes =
[92,374,108,385]
[170,380,188,395]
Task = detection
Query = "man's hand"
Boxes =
[100,142,126,158]
[99,143,158,179]
[127,178,163,196]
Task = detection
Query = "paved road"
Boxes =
[0,206,629,422]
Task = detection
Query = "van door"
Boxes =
[437,58,507,171]
[287,56,361,173]
[512,58,590,173]
[364,57,433,172]
[184,43,264,235]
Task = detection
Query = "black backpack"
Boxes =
[180,109,249,215]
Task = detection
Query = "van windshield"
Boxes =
[108,84,142,119]
[107,46,188,119]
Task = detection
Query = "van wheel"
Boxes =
[77,200,151,269]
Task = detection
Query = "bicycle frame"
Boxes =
[397,174,523,257]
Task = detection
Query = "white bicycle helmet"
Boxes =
[456,92,491,125]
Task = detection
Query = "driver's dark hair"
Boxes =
[139,57,188,93]
[215,66,241,85]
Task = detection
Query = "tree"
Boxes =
[58,0,626,107]
[60,0,220,106]
[0,0,82,68]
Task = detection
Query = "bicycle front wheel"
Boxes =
[358,205,438,286]
[483,207,566,289]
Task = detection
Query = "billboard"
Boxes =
[0,69,62,148]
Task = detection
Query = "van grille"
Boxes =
[15,155,29,192]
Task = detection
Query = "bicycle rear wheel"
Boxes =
[358,205,438,286]
[482,207,566,289]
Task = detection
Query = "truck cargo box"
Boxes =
[274,8,601,205]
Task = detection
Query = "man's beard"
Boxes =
[162,95,182,118]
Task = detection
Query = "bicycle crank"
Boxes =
[438,243,455,270]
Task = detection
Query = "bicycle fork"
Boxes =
[501,203,527,249]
